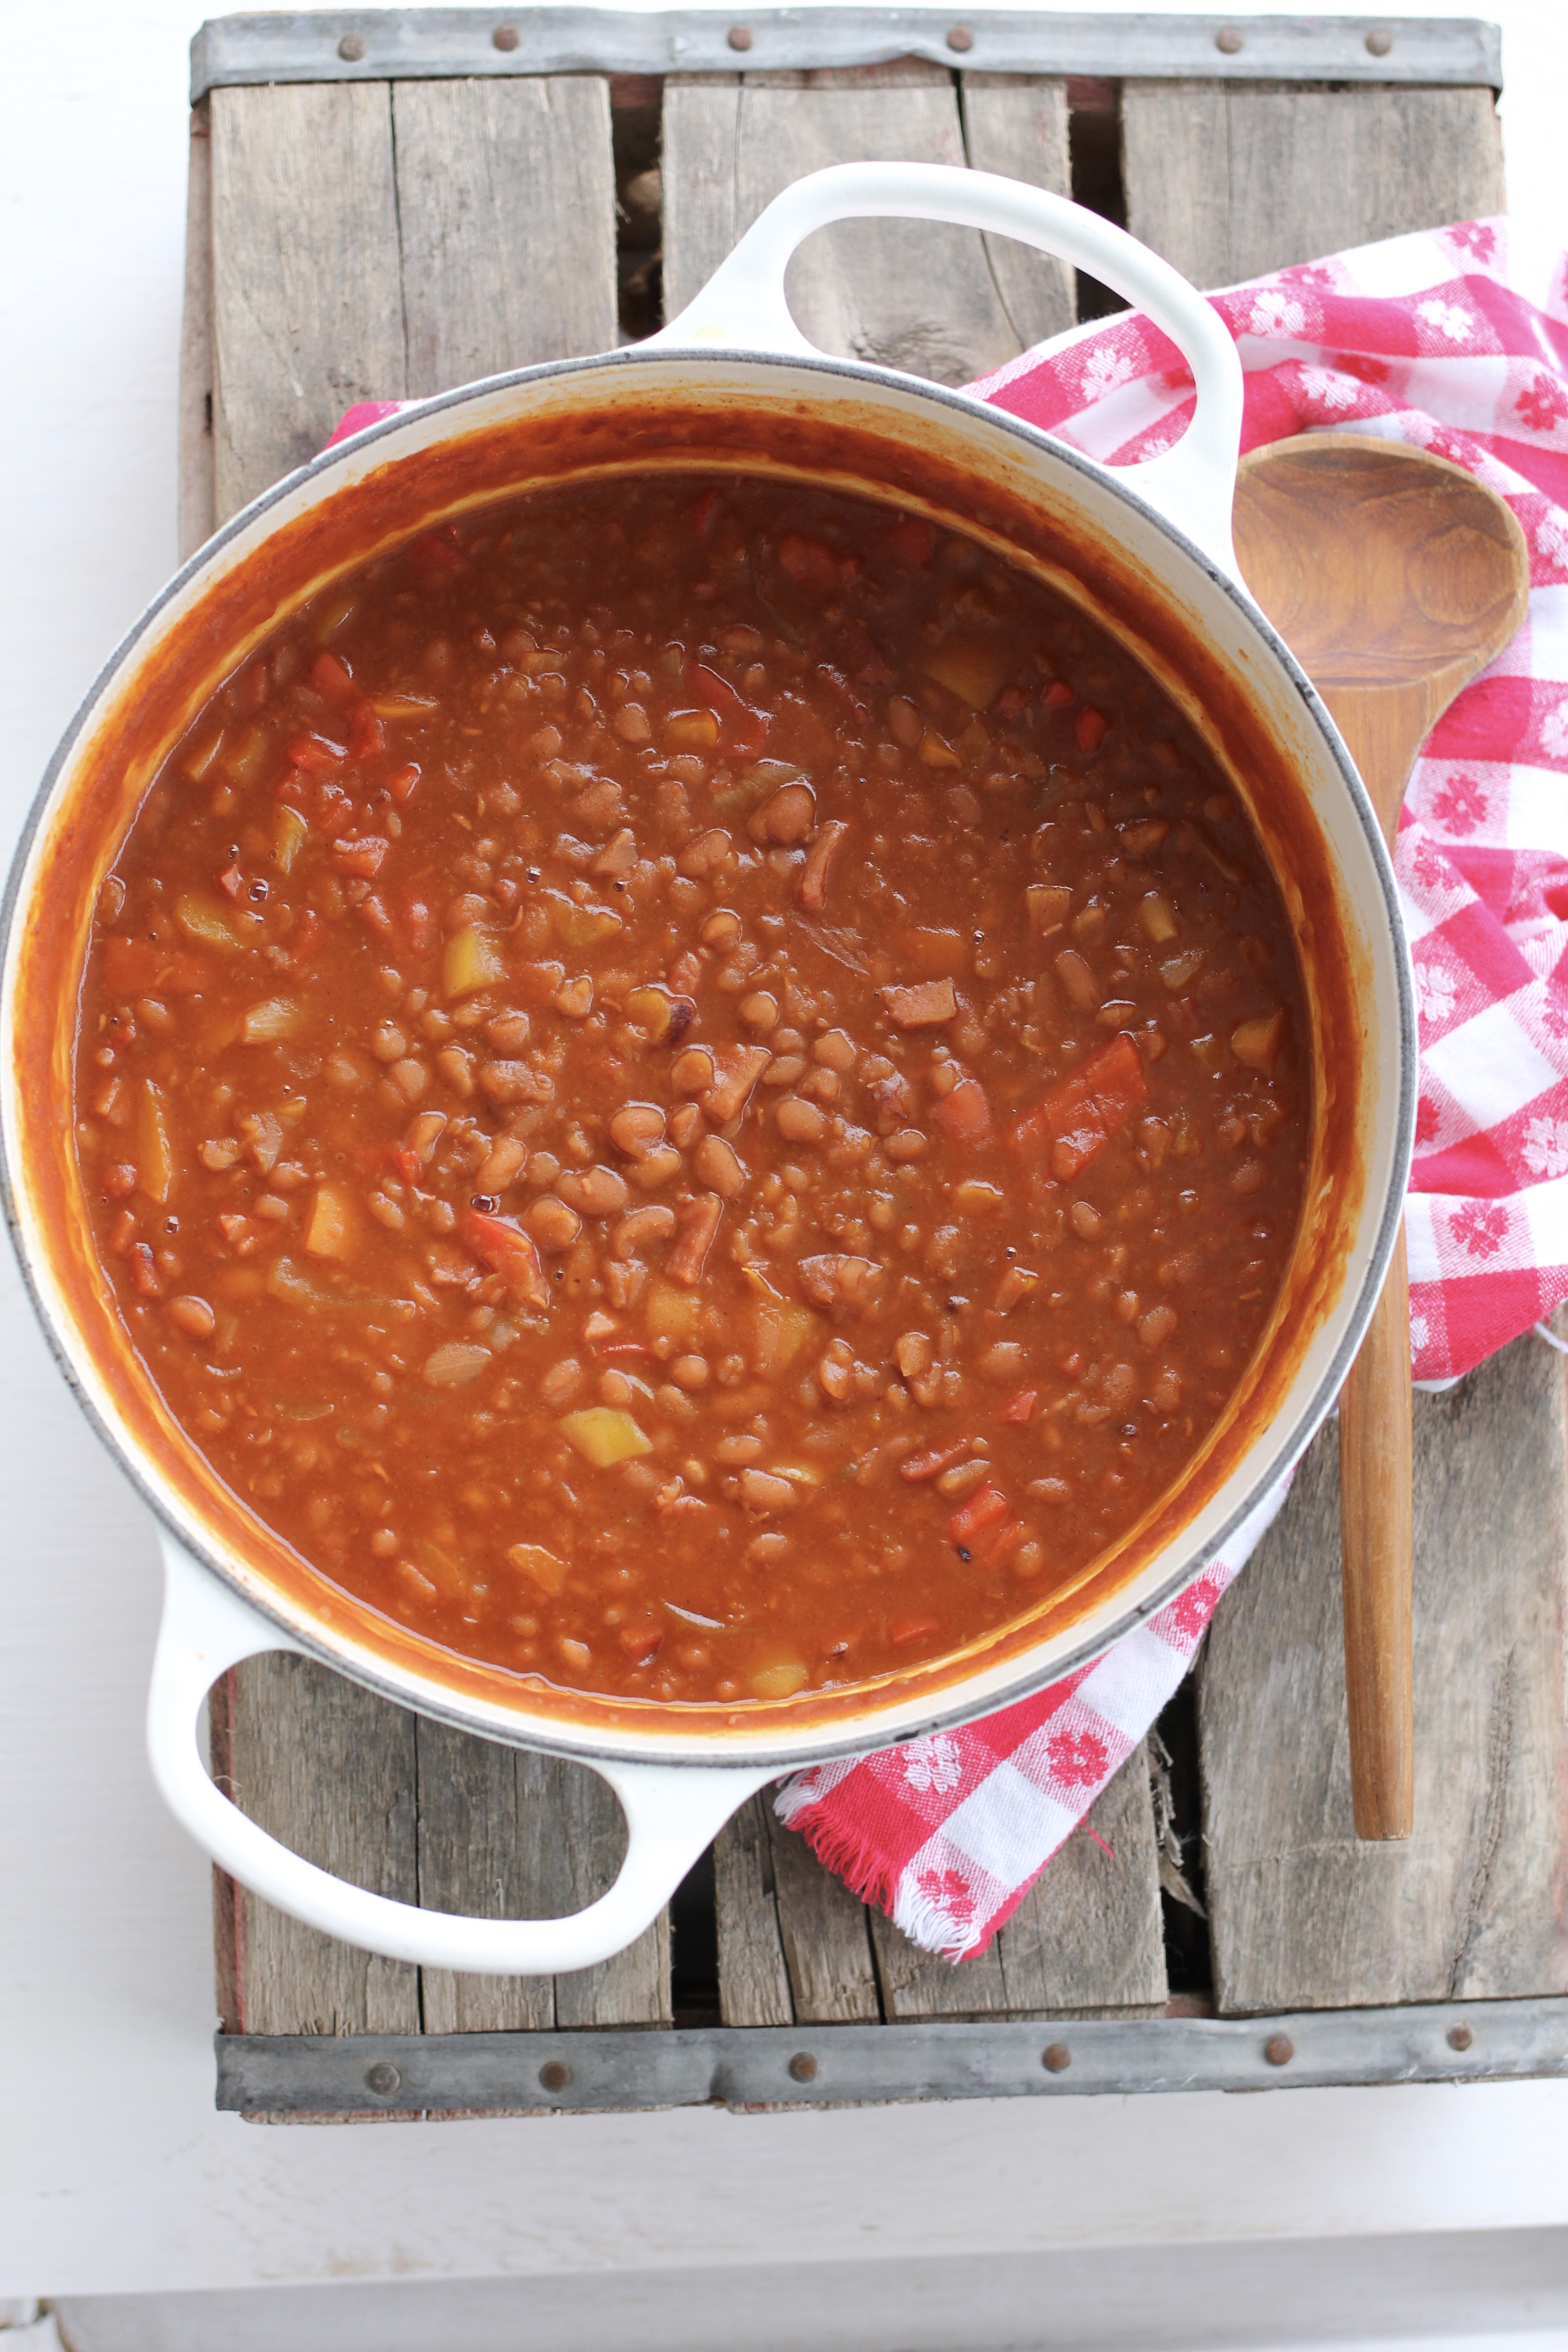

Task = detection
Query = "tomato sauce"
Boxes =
[74,472,1310,1706]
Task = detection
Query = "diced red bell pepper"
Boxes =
[274,771,309,808]
[948,1485,1009,1546]
[620,1624,665,1664]
[460,1209,549,1309]
[686,659,769,755]
[128,1242,163,1298]
[931,1076,991,1142]
[392,1146,422,1186]
[287,907,326,963]
[888,1617,942,1647]
[315,786,357,840]
[330,833,389,878]
[690,485,722,537]
[1042,679,1075,709]
[346,702,385,762]
[899,1439,973,1484]
[1076,705,1108,754]
[971,1519,1026,1569]
[1008,1033,1147,1184]
[387,763,421,805]
[309,651,355,704]
[286,731,348,773]
[996,1387,1038,1426]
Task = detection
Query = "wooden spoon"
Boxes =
[1232,433,1530,1841]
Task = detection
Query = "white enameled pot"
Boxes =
[0,165,1415,1974]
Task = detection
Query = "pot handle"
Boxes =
[147,1535,770,1975]
[652,161,1244,577]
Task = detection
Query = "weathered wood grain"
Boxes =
[209,83,407,517]
[869,1746,1169,2019]
[662,62,1020,383]
[1122,83,1506,289]
[204,72,658,2039]
[417,1734,671,2034]
[223,1656,421,2036]
[177,103,216,563]
[958,74,1076,350]
[769,1809,883,2024]
[1200,1333,1568,2014]
[392,76,617,393]
[713,1793,794,2027]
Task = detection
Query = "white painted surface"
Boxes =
[3,0,1568,2332]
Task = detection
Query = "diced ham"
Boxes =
[798,819,848,911]
[880,977,957,1028]
[666,1193,724,1287]
[701,1044,772,1125]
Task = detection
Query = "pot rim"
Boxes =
[0,339,1417,1770]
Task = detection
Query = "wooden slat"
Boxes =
[223,1658,421,2036]
[1122,83,1506,289]
[209,83,407,517]
[391,76,618,392]
[1200,1333,1568,2014]
[177,103,216,563]
[957,74,1076,350]
[665,56,1164,2025]
[662,62,1021,385]
[870,1748,1168,2019]
[199,75,658,2038]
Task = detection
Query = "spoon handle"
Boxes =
[1337,1224,1415,1838]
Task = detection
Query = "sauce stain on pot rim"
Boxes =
[0,348,1415,1769]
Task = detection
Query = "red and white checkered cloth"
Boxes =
[329,217,1568,1957]
[778,216,1568,1957]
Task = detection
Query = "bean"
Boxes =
[1151,1368,1182,1411]
[608,1102,666,1159]
[761,1055,808,1088]
[167,1294,216,1341]
[390,1058,428,1102]
[936,1457,990,1499]
[676,828,732,879]
[599,1369,635,1406]
[671,1046,715,1095]
[671,1354,710,1392]
[614,703,652,743]
[812,1029,856,1072]
[701,909,742,947]
[797,820,848,911]
[1068,1200,1102,1240]
[632,1145,682,1189]
[1230,1158,1265,1196]
[666,1102,703,1147]
[750,783,815,845]
[367,1191,406,1230]
[529,1197,583,1250]
[895,1332,932,1379]
[740,990,779,1031]
[612,1204,677,1258]
[369,1528,399,1559]
[476,1135,528,1191]
[692,1134,747,1199]
[485,1010,531,1052]
[591,828,639,878]
[1054,949,1101,1011]
[369,1022,407,1063]
[436,1046,475,1097]
[1137,1303,1178,1349]
[557,1164,628,1216]
[884,1127,928,1163]
[739,1467,798,1514]
[887,695,924,748]
[776,1097,827,1143]
[717,1434,764,1465]
[553,975,594,1019]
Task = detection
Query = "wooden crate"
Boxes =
[176,10,1568,2113]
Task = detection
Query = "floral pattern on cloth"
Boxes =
[327,218,1568,1955]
